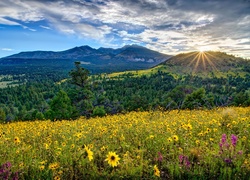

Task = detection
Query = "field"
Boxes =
[0,75,21,89]
[0,107,250,179]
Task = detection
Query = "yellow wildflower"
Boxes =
[154,165,160,177]
[84,145,94,161]
[105,151,120,167]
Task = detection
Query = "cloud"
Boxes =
[0,0,249,58]
[40,25,51,30]
[0,17,21,25]
[1,48,13,51]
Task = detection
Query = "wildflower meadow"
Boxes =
[0,107,250,179]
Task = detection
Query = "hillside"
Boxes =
[106,51,250,78]
[161,51,249,76]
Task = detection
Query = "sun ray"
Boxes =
[203,52,219,72]
[205,51,219,60]
[183,51,199,59]
[201,52,206,71]
[193,52,202,74]
[187,52,200,68]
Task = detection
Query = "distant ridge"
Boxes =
[0,44,171,74]
[2,44,171,64]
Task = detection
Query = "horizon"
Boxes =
[0,0,250,58]
[2,44,249,60]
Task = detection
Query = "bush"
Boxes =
[92,106,106,117]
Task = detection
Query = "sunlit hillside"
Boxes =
[162,51,249,76]
[105,51,250,78]
[1,107,250,179]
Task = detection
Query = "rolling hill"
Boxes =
[161,51,249,74]
[106,51,250,78]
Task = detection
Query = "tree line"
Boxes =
[0,62,249,122]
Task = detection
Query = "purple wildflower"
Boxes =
[179,155,191,169]
[237,150,243,155]
[184,157,191,168]
[158,152,163,162]
[231,134,238,147]
[219,143,223,152]
[224,158,232,164]
[179,155,184,163]
[13,172,19,180]
[221,134,227,144]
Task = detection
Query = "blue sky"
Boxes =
[0,0,249,58]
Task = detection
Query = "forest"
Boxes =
[0,61,249,122]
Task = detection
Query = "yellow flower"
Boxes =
[49,162,59,170]
[54,175,60,180]
[154,165,160,177]
[167,137,172,143]
[120,134,125,141]
[39,165,45,170]
[39,160,47,165]
[105,151,120,167]
[19,162,24,168]
[76,133,82,138]
[172,135,179,141]
[84,145,94,161]
[44,143,49,150]
[58,170,63,175]
[14,136,21,144]
[187,124,192,130]
[242,136,247,141]
[195,140,200,145]
[71,144,75,149]
[100,146,106,152]
[198,132,203,136]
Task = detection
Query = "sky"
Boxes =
[0,0,250,58]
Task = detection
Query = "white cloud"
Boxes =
[1,48,13,51]
[40,25,51,30]
[0,17,20,25]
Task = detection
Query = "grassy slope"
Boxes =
[105,51,250,79]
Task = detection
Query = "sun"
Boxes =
[198,46,211,53]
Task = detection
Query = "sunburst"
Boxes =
[188,51,218,74]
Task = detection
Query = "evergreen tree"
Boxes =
[68,62,93,117]
[69,62,89,88]
[0,108,6,122]
[48,90,73,120]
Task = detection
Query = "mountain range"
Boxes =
[2,44,170,64]
[0,45,171,74]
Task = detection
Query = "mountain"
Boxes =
[3,44,171,64]
[2,45,99,59]
[1,45,171,74]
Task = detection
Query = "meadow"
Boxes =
[0,107,250,179]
